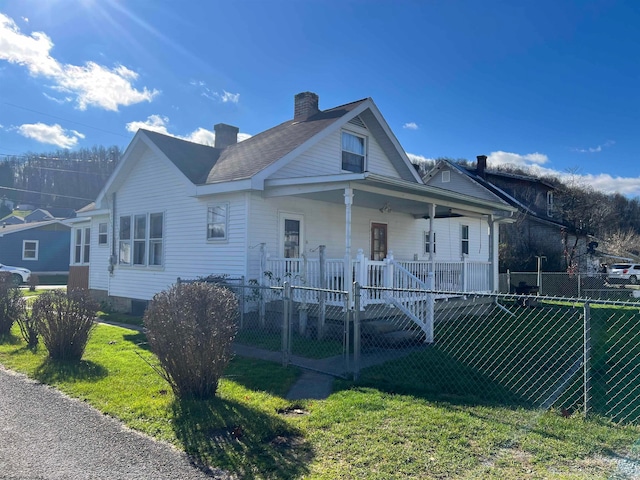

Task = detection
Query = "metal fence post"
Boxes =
[353,282,361,380]
[584,301,592,417]
[282,282,291,367]
[344,286,351,375]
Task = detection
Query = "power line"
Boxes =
[0,185,94,202]
[1,102,131,138]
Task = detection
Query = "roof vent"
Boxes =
[214,123,239,149]
[348,115,367,129]
[294,92,320,120]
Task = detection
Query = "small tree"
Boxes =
[32,289,97,361]
[16,310,38,350]
[144,282,238,399]
[0,272,25,335]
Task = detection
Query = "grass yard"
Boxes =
[1,322,640,479]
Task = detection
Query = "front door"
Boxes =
[371,223,387,261]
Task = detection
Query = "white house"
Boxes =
[69,92,515,316]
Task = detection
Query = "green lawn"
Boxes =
[1,322,640,479]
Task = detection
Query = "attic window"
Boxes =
[348,116,367,129]
[342,131,366,173]
[442,171,450,183]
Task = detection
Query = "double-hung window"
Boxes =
[461,225,469,255]
[207,204,228,240]
[546,191,554,217]
[22,240,38,261]
[119,213,163,267]
[98,223,108,245]
[73,228,90,264]
[341,131,366,173]
[424,231,436,255]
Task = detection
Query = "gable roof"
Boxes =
[141,130,222,184]
[206,99,368,183]
[0,219,69,236]
[445,161,567,228]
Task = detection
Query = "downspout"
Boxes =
[429,203,435,275]
[344,187,354,305]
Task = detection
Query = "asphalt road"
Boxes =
[0,367,232,480]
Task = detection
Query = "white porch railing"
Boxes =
[263,247,492,305]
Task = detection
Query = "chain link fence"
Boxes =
[500,271,639,301]
[219,280,640,424]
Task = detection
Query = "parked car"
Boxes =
[607,263,640,284]
[0,263,31,285]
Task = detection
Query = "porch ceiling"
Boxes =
[263,174,515,219]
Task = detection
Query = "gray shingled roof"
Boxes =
[206,99,368,183]
[139,98,368,186]
[141,130,222,184]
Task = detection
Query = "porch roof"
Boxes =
[263,172,517,220]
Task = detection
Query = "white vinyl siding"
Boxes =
[105,147,247,301]
[268,127,401,179]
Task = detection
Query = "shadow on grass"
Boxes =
[0,332,22,345]
[34,358,108,384]
[122,331,151,351]
[339,346,531,410]
[224,357,300,398]
[172,396,312,479]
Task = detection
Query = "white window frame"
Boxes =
[98,222,108,245]
[547,191,554,217]
[133,214,147,266]
[72,228,91,264]
[442,171,450,183]
[207,203,229,241]
[341,130,367,173]
[22,240,39,261]
[424,231,436,255]
[461,225,470,256]
[118,212,164,268]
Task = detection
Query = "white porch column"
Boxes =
[489,216,499,292]
[344,187,354,304]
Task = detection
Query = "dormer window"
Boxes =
[342,131,366,173]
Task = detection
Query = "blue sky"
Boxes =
[0,0,638,196]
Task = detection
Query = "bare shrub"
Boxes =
[0,272,25,336]
[28,274,39,292]
[33,289,98,361]
[144,282,238,399]
[16,310,38,350]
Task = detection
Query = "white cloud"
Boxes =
[0,13,159,111]
[403,122,419,130]
[17,122,84,148]
[220,90,240,103]
[407,153,435,164]
[487,151,549,167]
[573,140,615,154]
[126,115,251,146]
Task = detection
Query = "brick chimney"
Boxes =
[294,92,320,120]
[476,155,488,179]
[214,123,239,149]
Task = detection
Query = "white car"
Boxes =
[0,263,31,285]
[607,263,640,285]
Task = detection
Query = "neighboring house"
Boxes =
[25,209,55,223]
[0,220,71,274]
[71,92,516,316]
[424,157,587,272]
[1,215,26,226]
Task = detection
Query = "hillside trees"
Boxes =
[0,145,122,210]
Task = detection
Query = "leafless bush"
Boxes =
[32,289,98,361]
[0,272,25,335]
[16,310,39,350]
[144,282,238,399]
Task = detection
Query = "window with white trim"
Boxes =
[74,227,91,264]
[546,191,554,217]
[22,240,38,261]
[461,225,469,255]
[207,204,228,240]
[98,223,108,245]
[119,213,164,267]
[424,231,436,255]
[341,131,366,173]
